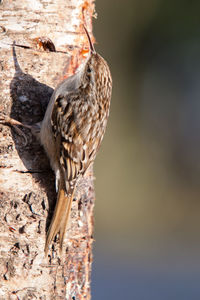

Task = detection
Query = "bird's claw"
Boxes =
[0,112,9,124]
[0,112,29,146]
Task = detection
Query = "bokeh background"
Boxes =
[92,1,200,299]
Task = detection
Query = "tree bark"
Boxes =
[0,1,95,299]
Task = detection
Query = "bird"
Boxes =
[0,26,112,255]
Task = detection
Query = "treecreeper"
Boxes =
[0,26,112,255]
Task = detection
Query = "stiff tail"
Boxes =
[44,184,73,256]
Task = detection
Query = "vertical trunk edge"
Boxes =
[0,0,96,299]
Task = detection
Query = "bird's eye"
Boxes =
[87,67,91,73]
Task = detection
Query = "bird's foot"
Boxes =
[0,112,32,146]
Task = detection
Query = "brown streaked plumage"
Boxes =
[0,27,112,255]
[39,27,112,255]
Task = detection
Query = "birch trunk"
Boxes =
[0,0,95,299]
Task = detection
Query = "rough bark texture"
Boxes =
[0,0,95,299]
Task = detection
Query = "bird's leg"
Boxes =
[0,113,32,129]
[0,112,40,146]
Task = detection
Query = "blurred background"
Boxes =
[93,1,200,299]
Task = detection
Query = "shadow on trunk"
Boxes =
[9,44,56,234]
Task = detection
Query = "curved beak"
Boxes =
[83,25,96,53]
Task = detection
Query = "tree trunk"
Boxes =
[0,1,95,299]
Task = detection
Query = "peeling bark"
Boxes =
[0,0,95,299]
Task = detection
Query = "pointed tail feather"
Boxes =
[44,186,73,256]
[59,195,73,252]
